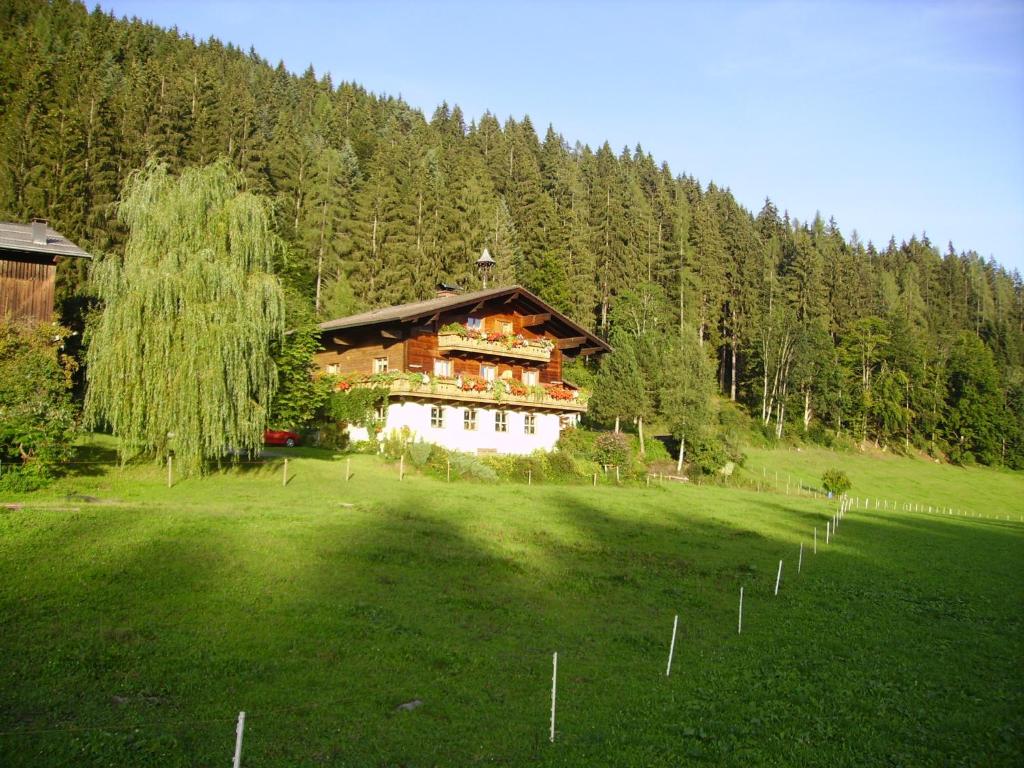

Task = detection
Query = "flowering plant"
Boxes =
[459,375,489,392]
[545,385,576,401]
[439,322,552,353]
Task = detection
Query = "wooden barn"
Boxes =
[0,220,91,323]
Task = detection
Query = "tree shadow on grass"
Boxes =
[1,481,1021,767]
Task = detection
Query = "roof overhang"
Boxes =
[319,285,611,355]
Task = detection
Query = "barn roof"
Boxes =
[0,221,92,260]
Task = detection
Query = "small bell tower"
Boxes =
[476,247,495,288]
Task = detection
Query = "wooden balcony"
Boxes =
[437,332,552,363]
[349,375,587,413]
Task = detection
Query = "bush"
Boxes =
[635,435,671,462]
[446,450,498,482]
[421,446,497,481]
[806,422,834,448]
[483,451,548,482]
[688,437,729,475]
[717,402,749,463]
[547,450,584,480]
[556,427,597,458]
[593,431,631,467]
[0,321,78,490]
[407,440,433,467]
[822,468,852,495]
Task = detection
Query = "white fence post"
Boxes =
[774,559,783,596]
[233,711,245,768]
[738,587,744,634]
[666,614,679,676]
[550,652,558,743]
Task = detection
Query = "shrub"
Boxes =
[422,446,497,481]
[556,426,597,458]
[0,321,78,490]
[688,437,729,475]
[447,450,498,482]
[593,431,631,467]
[483,451,548,482]
[717,403,749,464]
[546,450,583,480]
[381,427,414,460]
[822,468,852,495]
[318,421,349,450]
[635,436,671,462]
[407,440,433,467]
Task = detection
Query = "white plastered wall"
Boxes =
[352,400,567,455]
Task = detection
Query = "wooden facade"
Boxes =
[315,286,608,394]
[0,221,91,323]
[0,253,56,322]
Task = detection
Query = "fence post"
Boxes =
[550,652,558,743]
[232,711,245,768]
[447,459,451,483]
[282,458,288,487]
[346,457,351,482]
[400,454,404,481]
[665,614,679,676]
[167,456,172,488]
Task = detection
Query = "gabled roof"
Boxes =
[319,285,611,353]
[0,222,92,259]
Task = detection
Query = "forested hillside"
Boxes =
[2,0,1022,466]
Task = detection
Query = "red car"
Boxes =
[263,429,301,447]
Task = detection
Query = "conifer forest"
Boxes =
[2,0,1022,467]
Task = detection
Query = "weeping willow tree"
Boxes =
[85,160,286,474]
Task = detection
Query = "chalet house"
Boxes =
[316,285,610,455]
[0,220,91,323]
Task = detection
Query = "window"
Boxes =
[524,414,536,435]
[326,363,339,375]
[480,364,496,382]
[434,358,453,377]
[466,316,482,330]
[500,320,513,334]
[373,357,389,374]
[495,411,508,433]
[522,369,539,386]
[375,404,387,421]
[431,406,444,429]
[464,408,477,431]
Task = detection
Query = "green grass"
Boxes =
[741,443,1024,517]
[0,440,1022,766]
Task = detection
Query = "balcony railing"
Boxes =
[341,373,588,412]
[437,330,553,363]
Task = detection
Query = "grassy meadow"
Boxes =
[0,440,1022,766]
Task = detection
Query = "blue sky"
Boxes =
[102,1,1024,272]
